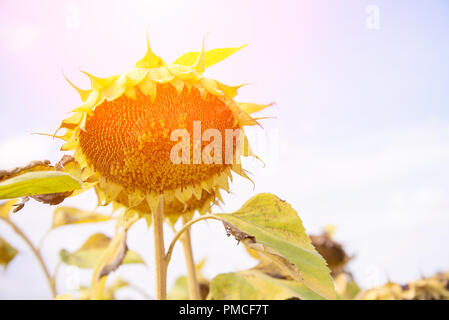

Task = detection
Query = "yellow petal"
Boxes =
[173,44,247,69]
[63,73,92,102]
[135,33,166,68]
[238,102,274,114]
[81,71,119,91]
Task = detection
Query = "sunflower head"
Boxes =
[57,35,271,224]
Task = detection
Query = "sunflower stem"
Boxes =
[152,196,167,300]
[180,215,201,300]
[165,215,223,265]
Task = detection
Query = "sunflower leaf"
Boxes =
[0,171,82,200]
[51,206,112,229]
[208,269,324,300]
[217,193,336,300]
[0,236,18,269]
[59,233,145,270]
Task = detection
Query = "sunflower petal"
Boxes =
[135,34,165,68]
[173,44,247,69]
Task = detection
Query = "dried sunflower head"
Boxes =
[56,35,271,223]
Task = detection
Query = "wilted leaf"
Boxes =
[217,193,336,300]
[0,236,18,269]
[0,171,81,200]
[209,269,324,300]
[51,206,111,229]
[59,233,145,270]
[0,199,18,220]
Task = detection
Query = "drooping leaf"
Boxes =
[51,206,111,229]
[59,233,145,269]
[0,199,18,220]
[0,171,81,200]
[0,236,18,269]
[173,45,247,69]
[209,269,324,300]
[0,156,94,209]
[217,193,336,300]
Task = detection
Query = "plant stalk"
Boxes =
[152,196,167,300]
[0,216,56,298]
[165,214,222,264]
[180,215,201,300]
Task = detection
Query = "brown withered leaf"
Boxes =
[31,192,74,205]
[98,230,128,279]
[222,221,255,244]
[310,232,350,275]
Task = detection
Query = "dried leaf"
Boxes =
[310,232,350,276]
[51,206,111,229]
[0,236,18,269]
[217,193,336,300]
[358,271,449,300]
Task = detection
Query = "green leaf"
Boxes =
[217,193,336,300]
[51,206,112,229]
[209,269,324,300]
[168,276,190,300]
[59,233,145,269]
[0,171,81,200]
[0,236,18,269]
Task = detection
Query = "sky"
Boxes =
[0,0,448,299]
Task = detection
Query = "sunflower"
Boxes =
[56,35,271,223]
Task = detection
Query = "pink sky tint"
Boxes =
[0,0,333,123]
